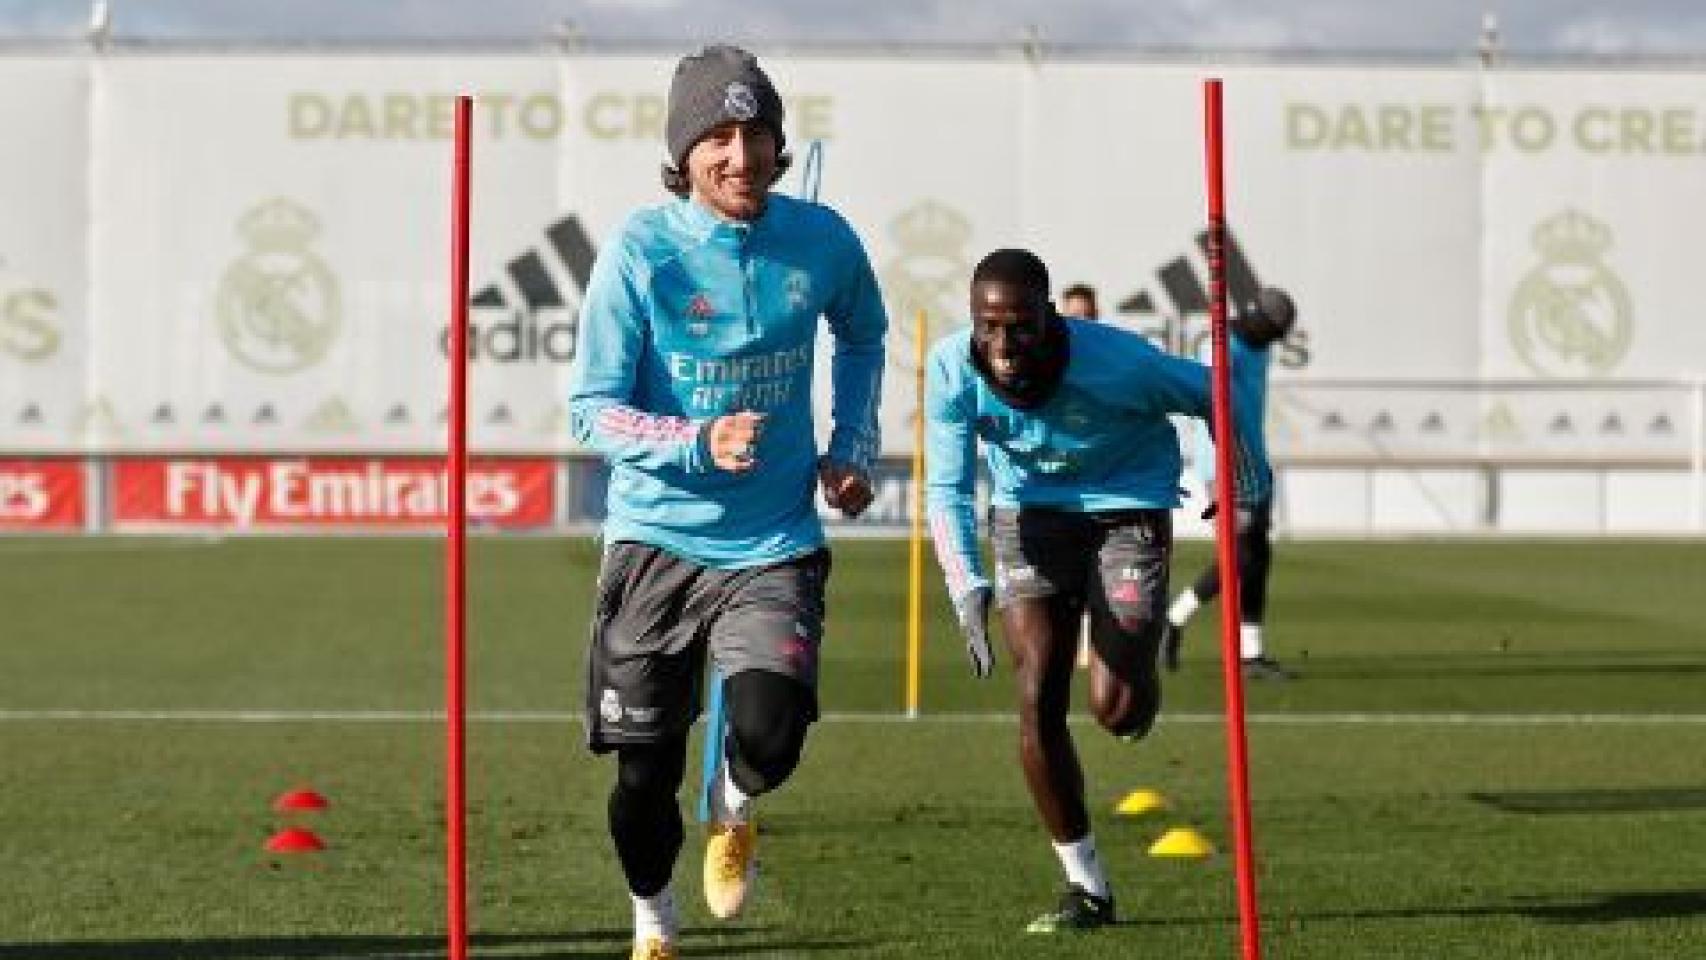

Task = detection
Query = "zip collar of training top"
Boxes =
[678,193,773,245]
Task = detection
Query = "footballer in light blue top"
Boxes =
[569,191,886,568]
[1193,328,1272,489]
[1167,286,1298,677]
[921,249,1273,920]
[926,298,1271,603]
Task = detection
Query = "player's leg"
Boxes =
[701,548,830,919]
[610,737,689,960]
[1087,508,1170,741]
[991,508,1116,932]
[1163,552,1217,672]
[584,542,706,960]
[697,670,812,919]
[1235,498,1294,679]
[1006,592,1116,932]
[722,670,812,805]
[1006,594,1089,841]
[1166,501,1294,677]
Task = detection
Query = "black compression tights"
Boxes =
[1193,519,1273,622]
[609,735,687,898]
[723,670,814,796]
[606,671,813,897]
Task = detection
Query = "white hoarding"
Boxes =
[89,56,563,453]
[0,51,1700,462]
[0,59,88,452]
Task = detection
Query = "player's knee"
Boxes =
[1013,663,1069,734]
[1097,695,1159,740]
[1243,535,1272,569]
[1089,671,1160,738]
[1092,611,1163,664]
[725,671,812,794]
[1089,618,1162,739]
[1013,666,1044,718]
[613,740,687,807]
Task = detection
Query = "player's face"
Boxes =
[971,279,1050,389]
[687,120,777,222]
[1061,294,1096,319]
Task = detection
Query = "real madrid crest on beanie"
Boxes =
[666,44,786,169]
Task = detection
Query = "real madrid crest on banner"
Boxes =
[216,198,341,374]
[1507,209,1632,378]
[878,199,973,369]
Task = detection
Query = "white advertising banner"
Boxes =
[1479,70,1706,381]
[0,59,88,452]
[88,56,565,454]
[1,51,1702,461]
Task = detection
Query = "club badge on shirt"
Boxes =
[687,292,716,336]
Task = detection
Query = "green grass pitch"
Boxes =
[2,536,1704,958]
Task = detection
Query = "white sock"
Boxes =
[1167,590,1201,626]
[1052,836,1110,901]
[632,885,678,942]
[1240,623,1264,660]
[716,761,752,824]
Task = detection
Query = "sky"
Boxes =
[7,0,1706,58]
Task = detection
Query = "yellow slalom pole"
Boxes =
[906,310,927,719]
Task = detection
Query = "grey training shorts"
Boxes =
[989,506,1172,631]
[584,540,829,753]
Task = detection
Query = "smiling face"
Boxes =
[971,277,1052,392]
[686,120,778,222]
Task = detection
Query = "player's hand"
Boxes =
[708,412,766,473]
[953,586,995,678]
[817,458,874,518]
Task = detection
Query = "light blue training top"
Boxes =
[924,319,1271,601]
[569,193,886,568]
[1195,331,1272,491]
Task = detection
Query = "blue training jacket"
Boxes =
[1195,332,1272,492]
[569,193,886,568]
[924,319,1271,602]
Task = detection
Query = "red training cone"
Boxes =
[264,827,326,853]
[273,788,330,813]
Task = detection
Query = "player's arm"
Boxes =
[821,225,887,476]
[923,344,995,677]
[1141,344,1273,506]
[568,238,712,473]
[816,224,888,516]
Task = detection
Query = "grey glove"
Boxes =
[953,585,995,679]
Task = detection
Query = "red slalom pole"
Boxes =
[1203,78,1263,960]
[446,94,472,960]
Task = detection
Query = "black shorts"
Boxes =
[989,506,1172,627]
[584,541,830,753]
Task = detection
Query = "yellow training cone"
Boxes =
[1148,827,1215,859]
[1114,788,1169,817]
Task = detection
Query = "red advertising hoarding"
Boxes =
[113,457,554,530]
[0,459,85,530]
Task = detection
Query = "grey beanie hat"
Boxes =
[1233,287,1298,346]
[666,44,786,169]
